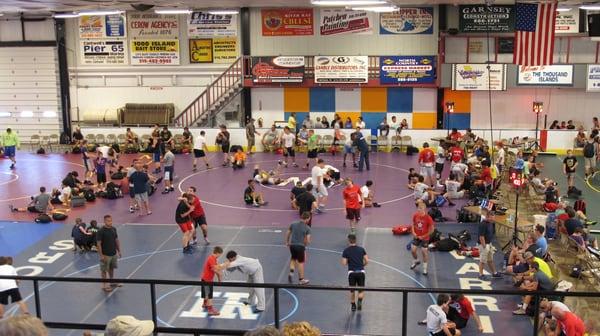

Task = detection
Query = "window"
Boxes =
[43,110,57,118]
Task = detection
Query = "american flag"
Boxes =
[513,2,557,66]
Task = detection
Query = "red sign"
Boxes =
[261,9,314,36]
[251,56,305,83]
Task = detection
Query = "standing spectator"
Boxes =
[192,130,211,171]
[130,162,152,216]
[418,142,436,187]
[343,178,363,234]
[279,127,298,168]
[353,128,370,172]
[343,133,357,168]
[161,145,175,194]
[426,294,460,336]
[216,125,231,167]
[188,186,210,245]
[410,200,434,275]
[246,118,261,155]
[311,159,328,211]
[176,193,195,254]
[159,125,174,153]
[341,234,368,312]
[181,127,193,148]
[449,143,464,167]
[293,184,317,227]
[448,128,462,142]
[94,151,108,191]
[72,126,84,147]
[563,149,578,191]
[285,212,311,284]
[583,134,597,178]
[201,246,223,316]
[125,127,138,147]
[221,251,266,313]
[435,143,447,181]
[478,211,502,280]
[305,129,319,169]
[496,142,506,174]
[97,214,122,292]
[0,256,29,318]
[1,128,20,169]
[287,112,297,132]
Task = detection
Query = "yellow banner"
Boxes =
[213,37,238,64]
[189,39,213,63]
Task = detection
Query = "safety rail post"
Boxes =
[33,279,42,318]
[401,291,408,336]
[532,294,540,336]
[274,287,280,329]
[150,283,158,331]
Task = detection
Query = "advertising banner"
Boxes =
[452,64,507,90]
[128,13,179,39]
[104,14,126,38]
[517,65,574,86]
[555,8,579,34]
[213,37,238,63]
[379,7,434,34]
[80,40,128,65]
[130,40,179,65]
[262,8,314,36]
[79,16,104,39]
[188,12,237,37]
[314,56,368,83]
[587,65,600,92]
[459,5,515,33]
[380,56,435,84]
[189,39,213,63]
[320,9,372,36]
[251,56,305,83]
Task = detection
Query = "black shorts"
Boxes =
[97,172,107,184]
[307,149,318,159]
[164,166,174,181]
[194,149,206,158]
[284,147,295,157]
[221,144,230,153]
[193,215,207,227]
[201,283,214,299]
[348,272,365,289]
[27,206,42,213]
[412,237,430,248]
[0,288,22,305]
[289,245,306,263]
[447,306,468,329]
[431,329,457,336]
[435,162,444,175]
[330,171,340,181]
[346,208,361,221]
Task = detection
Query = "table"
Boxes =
[464,206,534,246]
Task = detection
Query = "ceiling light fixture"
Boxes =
[154,9,192,14]
[580,5,600,10]
[351,6,398,12]
[53,12,79,18]
[78,10,123,16]
[555,7,571,12]
[312,0,387,6]
[207,9,239,15]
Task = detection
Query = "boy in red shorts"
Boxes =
[410,199,434,275]
[343,178,364,234]
[201,246,223,316]
[188,186,209,245]
[175,193,195,254]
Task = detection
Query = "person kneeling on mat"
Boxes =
[244,180,267,207]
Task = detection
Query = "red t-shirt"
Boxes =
[201,254,218,282]
[450,132,462,141]
[191,195,205,218]
[450,147,464,163]
[480,167,492,185]
[343,185,362,209]
[559,312,586,336]
[419,148,435,165]
[455,297,474,320]
[412,212,434,238]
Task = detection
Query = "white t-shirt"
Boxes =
[414,182,429,199]
[194,135,206,150]
[357,121,366,129]
[97,145,110,158]
[311,165,324,186]
[496,148,506,165]
[446,180,461,193]
[436,147,446,164]
[282,133,295,148]
[360,185,370,198]
[323,165,339,173]
[0,264,18,292]
[59,186,72,203]
[451,163,468,179]
[426,304,448,334]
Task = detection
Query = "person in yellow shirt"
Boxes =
[231,148,247,170]
[1,128,20,169]
[287,112,297,132]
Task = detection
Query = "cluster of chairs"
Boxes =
[29,134,65,153]
[266,134,414,153]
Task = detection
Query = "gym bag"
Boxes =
[35,214,52,223]
[83,189,96,202]
[52,212,68,221]
[392,225,411,235]
[436,236,460,252]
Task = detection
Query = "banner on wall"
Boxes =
[128,13,179,39]
[555,8,579,33]
[458,5,515,33]
[320,9,372,35]
[189,39,213,63]
[130,40,179,65]
[379,7,434,34]
[517,65,573,86]
[587,65,600,92]
[213,37,238,63]
[251,56,305,83]
[187,12,237,37]
[261,8,314,36]
[314,56,368,83]
[380,56,435,84]
[452,64,507,90]
[79,14,126,39]
[80,40,128,65]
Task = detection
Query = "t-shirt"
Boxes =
[450,297,475,320]
[496,148,506,165]
[194,135,206,150]
[535,236,548,257]
[480,167,492,185]
[32,193,51,213]
[244,186,254,202]
[175,200,191,224]
[129,171,149,194]
[534,270,554,290]
[449,132,462,141]
[160,130,172,142]
[59,186,71,203]
[478,220,494,244]
[233,152,246,162]
[436,147,446,164]
[201,254,218,282]
[343,185,362,209]
[426,304,448,334]
[307,134,318,151]
[563,156,577,173]
[450,147,464,163]
[246,123,256,139]
[412,212,434,238]
[559,312,586,336]
[95,157,107,174]
[71,223,87,240]
[97,226,118,257]
[287,116,296,130]
[289,221,310,246]
[295,191,316,215]
[72,131,83,141]
[533,257,553,279]
[97,145,110,158]
[311,166,324,186]
[191,195,205,218]
[565,218,583,236]
[182,131,192,141]
[413,182,429,200]
[446,180,461,193]
[419,148,435,166]
[342,245,367,272]
[291,186,305,199]
[360,185,370,199]
[163,151,175,167]
[0,264,18,292]
[282,133,295,148]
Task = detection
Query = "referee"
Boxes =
[341,234,369,311]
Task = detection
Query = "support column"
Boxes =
[55,18,72,140]
[241,7,252,124]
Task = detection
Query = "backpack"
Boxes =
[455,229,472,242]
[574,199,587,215]
[106,182,120,199]
[584,142,595,158]
[434,195,447,207]
[436,236,460,252]
[428,207,443,222]
[392,225,411,235]
[111,171,126,180]
[52,212,68,221]
[71,146,81,154]
[35,214,52,223]
[83,189,96,202]
[430,228,442,243]
[36,148,46,155]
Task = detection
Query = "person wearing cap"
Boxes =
[246,118,261,155]
[512,260,556,316]
[477,210,502,280]
[221,251,265,313]
[0,128,20,169]
[104,315,154,336]
[517,251,553,280]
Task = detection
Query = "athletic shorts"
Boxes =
[0,288,22,305]
[585,157,596,170]
[348,272,365,288]
[201,283,214,299]
[221,144,230,153]
[420,165,435,178]
[412,237,430,248]
[313,184,328,197]
[566,172,575,179]
[134,192,149,203]
[284,147,295,157]
[307,149,318,158]
[330,171,340,181]
[4,145,15,158]
[247,137,255,148]
[83,159,92,171]
[512,262,529,274]
[100,254,118,273]
[289,245,306,263]
[164,166,174,181]
[129,186,135,198]
[178,221,193,233]
[346,208,361,221]
[27,206,42,213]
[193,215,207,227]
[344,145,354,154]
[478,244,495,262]
[194,149,206,158]
[153,152,161,163]
[97,172,107,184]
[435,163,444,175]
[431,329,457,336]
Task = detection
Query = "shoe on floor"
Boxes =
[492,272,503,278]
[357,301,362,311]
[373,203,381,208]
[207,307,220,316]
[204,238,210,245]
[351,303,356,311]
[512,308,527,315]
[410,261,421,270]
[299,279,310,285]
[478,274,488,280]
[422,269,428,276]
[253,308,264,313]
[417,319,427,325]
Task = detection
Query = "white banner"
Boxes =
[452,64,507,91]
[188,12,237,37]
[555,8,579,34]
[128,13,179,39]
[130,40,180,65]
[80,40,128,65]
[587,65,600,91]
[314,56,368,83]
[320,9,373,36]
[517,65,573,86]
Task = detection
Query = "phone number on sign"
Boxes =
[136,58,175,64]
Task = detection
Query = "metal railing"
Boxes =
[174,57,243,128]
[1,275,598,336]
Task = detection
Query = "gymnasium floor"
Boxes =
[0,150,598,335]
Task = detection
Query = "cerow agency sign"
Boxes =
[379,56,435,84]
[128,13,179,39]
[517,65,574,86]
[314,56,368,83]
[251,56,305,83]
[452,64,507,90]
[587,65,600,92]
[459,5,515,33]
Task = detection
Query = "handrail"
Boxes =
[1,274,597,336]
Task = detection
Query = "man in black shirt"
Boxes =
[477,211,501,280]
[293,184,317,226]
[97,215,121,292]
[290,181,306,209]
[176,193,195,254]
[342,234,368,311]
[160,126,174,154]
[182,127,192,148]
